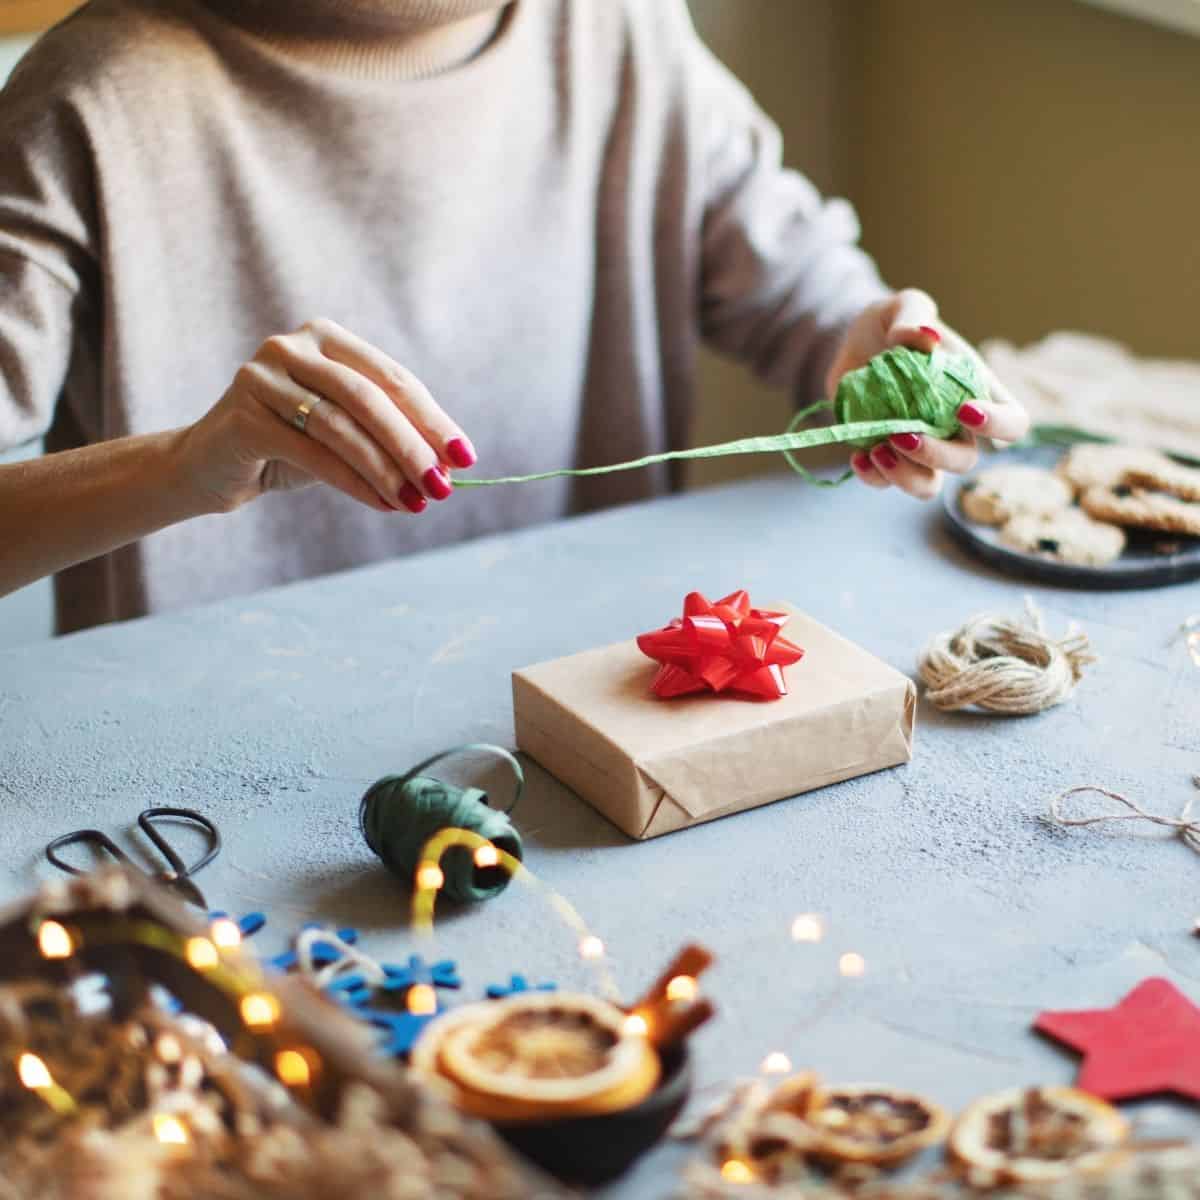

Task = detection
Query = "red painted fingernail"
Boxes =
[958,402,987,428]
[423,466,453,500]
[891,432,922,452]
[873,445,899,471]
[399,483,427,514]
[919,325,941,344]
[852,452,873,473]
[446,437,476,469]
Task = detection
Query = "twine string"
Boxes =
[1045,781,1200,856]
[919,600,1096,715]
[296,926,387,989]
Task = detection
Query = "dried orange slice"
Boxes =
[801,1083,950,1166]
[410,993,660,1122]
[949,1086,1130,1183]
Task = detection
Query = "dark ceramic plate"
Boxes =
[943,446,1200,590]
[492,1042,692,1186]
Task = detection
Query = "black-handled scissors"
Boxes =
[45,807,221,910]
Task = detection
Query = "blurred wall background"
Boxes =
[847,0,1200,360]
[2,1,1198,646]
[686,0,846,488]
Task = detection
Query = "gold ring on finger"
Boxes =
[293,394,324,434]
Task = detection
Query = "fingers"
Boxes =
[934,324,1029,445]
[272,338,451,502]
[887,429,979,475]
[243,360,424,512]
[850,450,889,489]
[301,319,477,472]
[866,442,944,499]
[884,288,942,354]
[956,397,1030,444]
[268,417,399,513]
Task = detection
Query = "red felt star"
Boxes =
[635,590,804,700]
[1034,977,1200,1102]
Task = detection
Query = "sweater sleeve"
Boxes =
[688,31,890,403]
[0,46,97,453]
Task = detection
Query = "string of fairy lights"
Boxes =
[411,827,869,1145]
[15,825,868,1167]
[20,909,303,1148]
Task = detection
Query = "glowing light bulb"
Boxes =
[761,1051,793,1075]
[210,918,242,948]
[415,863,445,892]
[473,844,500,869]
[665,975,698,1003]
[18,1053,52,1091]
[623,1013,649,1038]
[407,984,437,1016]
[240,992,280,1029]
[578,935,605,960]
[37,921,73,959]
[156,1035,182,1065]
[790,914,825,943]
[185,937,220,971]
[152,1113,190,1146]
[721,1159,756,1184]
[838,952,867,978]
[275,1049,314,1088]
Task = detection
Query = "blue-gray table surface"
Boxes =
[2,473,1199,1196]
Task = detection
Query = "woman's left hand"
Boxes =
[826,289,1030,499]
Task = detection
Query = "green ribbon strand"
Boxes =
[455,346,985,489]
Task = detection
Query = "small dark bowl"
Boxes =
[491,1043,693,1186]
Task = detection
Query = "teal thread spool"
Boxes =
[359,744,524,905]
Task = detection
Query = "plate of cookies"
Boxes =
[944,442,1200,588]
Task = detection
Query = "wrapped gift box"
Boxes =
[512,604,916,839]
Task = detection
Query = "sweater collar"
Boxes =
[203,0,515,79]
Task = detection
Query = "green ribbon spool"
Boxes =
[455,346,986,489]
[359,744,524,905]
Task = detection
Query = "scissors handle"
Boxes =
[46,829,135,875]
[138,807,221,882]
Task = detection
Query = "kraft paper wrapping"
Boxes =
[512,607,917,840]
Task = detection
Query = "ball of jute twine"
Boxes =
[918,600,1096,715]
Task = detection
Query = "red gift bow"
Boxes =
[636,590,805,700]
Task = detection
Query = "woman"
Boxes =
[0,0,1026,632]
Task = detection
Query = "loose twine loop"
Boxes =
[1043,615,1200,857]
[1045,780,1200,857]
[918,600,1096,715]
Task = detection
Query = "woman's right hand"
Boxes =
[178,319,476,516]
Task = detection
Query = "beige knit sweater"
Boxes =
[0,0,886,633]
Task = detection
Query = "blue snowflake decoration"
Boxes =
[486,974,557,1000]
[252,925,465,1060]
[357,1006,442,1057]
[326,956,461,1013]
[380,955,462,992]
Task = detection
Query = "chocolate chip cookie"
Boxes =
[1000,508,1127,566]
